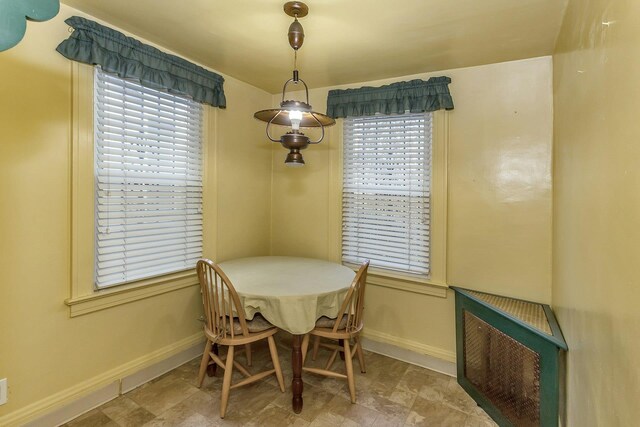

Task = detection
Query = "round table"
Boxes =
[217,256,355,413]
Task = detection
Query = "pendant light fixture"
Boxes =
[254,1,335,167]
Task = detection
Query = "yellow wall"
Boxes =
[215,77,273,262]
[0,5,271,423]
[270,57,554,359]
[553,0,640,425]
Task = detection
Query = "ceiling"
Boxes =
[61,0,568,93]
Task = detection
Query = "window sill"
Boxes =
[65,270,199,317]
[345,264,448,298]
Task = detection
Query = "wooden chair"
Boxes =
[301,260,369,403]
[196,259,285,418]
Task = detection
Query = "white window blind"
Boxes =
[342,113,431,276]
[94,68,204,288]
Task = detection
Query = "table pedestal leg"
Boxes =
[292,334,303,413]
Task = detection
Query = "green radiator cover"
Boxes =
[452,286,567,427]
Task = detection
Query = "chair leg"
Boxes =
[267,335,286,392]
[197,340,212,388]
[325,348,339,370]
[245,343,252,366]
[301,334,310,364]
[312,335,321,361]
[338,339,346,360]
[343,339,356,403]
[220,345,235,418]
[355,336,366,373]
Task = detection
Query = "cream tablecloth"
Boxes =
[218,256,355,335]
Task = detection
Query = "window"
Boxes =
[342,113,432,277]
[94,68,204,288]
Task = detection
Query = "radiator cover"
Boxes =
[452,287,567,427]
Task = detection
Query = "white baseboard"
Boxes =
[23,383,120,427]
[121,341,203,394]
[2,333,205,427]
[4,330,455,426]
[362,329,457,377]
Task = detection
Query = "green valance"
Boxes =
[326,77,453,118]
[56,16,226,108]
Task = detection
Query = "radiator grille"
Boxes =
[463,311,541,426]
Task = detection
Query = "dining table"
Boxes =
[217,256,356,414]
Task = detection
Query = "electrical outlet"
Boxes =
[0,378,7,405]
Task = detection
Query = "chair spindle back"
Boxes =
[333,260,370,333]
[197,259,250,340]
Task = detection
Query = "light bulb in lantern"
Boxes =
[288,110,303,131]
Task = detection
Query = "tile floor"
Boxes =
[63,335,497,426]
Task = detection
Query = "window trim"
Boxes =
[66,62,218,317]
[328,110,449,298]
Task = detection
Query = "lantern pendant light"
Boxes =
[253,1,335,167]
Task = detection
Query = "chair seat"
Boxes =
[314,314,348,330]
[230,313,274,334]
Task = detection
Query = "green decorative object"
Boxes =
[452,287,567,427]
[0,0,60,51]
[57,16,226,108]
[326,77,454,119]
